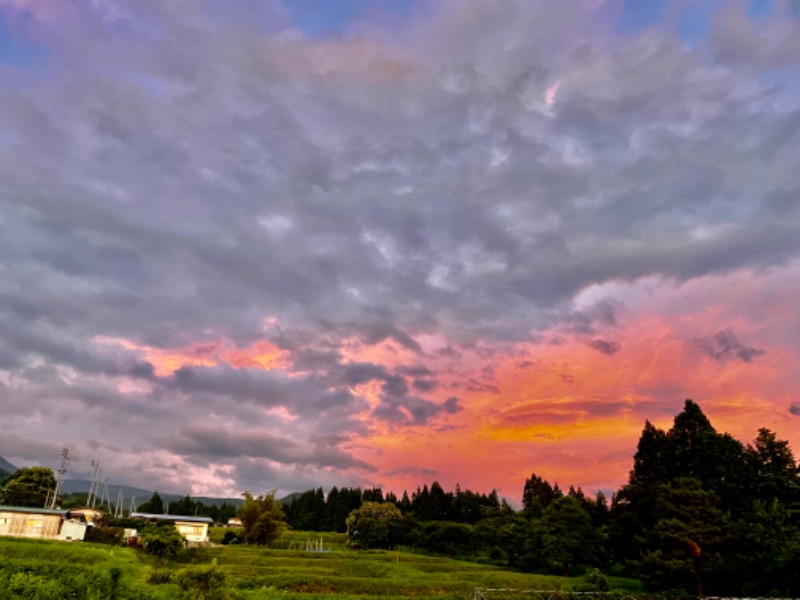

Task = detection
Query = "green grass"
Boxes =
[0,536,174,598]
[195,539,636,599]
[0,534,641,599]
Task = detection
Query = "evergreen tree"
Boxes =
[630,420,670,486]
[137,491,165,514]
[522,473,558,517]
[747,428,800,504]
[638,478,730,596]
[538,496,599,576]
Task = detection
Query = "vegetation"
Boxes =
[0,535,633,599]
[0,466,56,507]
[238,491,286,546]
[346,501,404,549]
[141,522,186,558]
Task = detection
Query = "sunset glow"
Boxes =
[0,0,798,502]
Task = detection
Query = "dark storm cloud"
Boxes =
[0,0,799,493]
[695,329,766,363]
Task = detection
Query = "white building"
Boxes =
[0,506,87,541]
[130,512,213,543]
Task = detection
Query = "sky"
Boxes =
[0,0,798,502]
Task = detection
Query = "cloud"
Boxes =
[160,424,375,472]
[587,339,621,356]
[789,404,800,417]
[0,0,798,497]
[695,329,766,363]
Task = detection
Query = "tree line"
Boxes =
[283,400,800,596]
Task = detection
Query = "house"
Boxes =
[0,506,87,541]
[226,517,242,528]
[130,512,213,543]
[68,507,104,526]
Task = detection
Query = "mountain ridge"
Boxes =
[0,455,299,508]
[0,455,18,475]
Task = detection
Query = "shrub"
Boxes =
[86,526,125,545]
[141,523,185,558]
[175,560,230,599]
[577,568,611,591]
[221,529,242,545]
[147,568,174,585]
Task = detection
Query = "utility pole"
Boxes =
[49,448,70,509]
[88,460,101,507]
[101,478,110,511]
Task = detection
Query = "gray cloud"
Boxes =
[695,329,766,363]
[788,404,800,417]
[160,424,375,472]
[0,0,798,494]
[587,338,621,356]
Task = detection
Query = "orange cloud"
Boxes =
[350,264,800,501]
[95,336,290,377]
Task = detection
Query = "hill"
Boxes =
[0,455,18,475]
[59,478,246,509]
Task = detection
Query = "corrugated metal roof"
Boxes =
[0,505,69,516]
[130,512,213,524]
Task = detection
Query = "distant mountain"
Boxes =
[278,491,303,505]
[60,478,244,508]
[0,455,18,475]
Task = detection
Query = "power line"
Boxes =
[0,430,83,462]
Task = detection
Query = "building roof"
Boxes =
[130,512,213,524]
[0,505,69,517]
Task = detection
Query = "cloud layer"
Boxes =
[0,0,798,499]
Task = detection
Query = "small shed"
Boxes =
[130,512,213,543]
[0,506,69,540]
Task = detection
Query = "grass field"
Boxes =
[0,533,642,599]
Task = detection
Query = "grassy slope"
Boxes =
[0,533,640,599]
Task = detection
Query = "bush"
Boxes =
[175,560,230,599]
[577,568,611,591]
[221,529,242,545]
[86,526,125,545]
[141,523,185,558]
[147,568,174,585]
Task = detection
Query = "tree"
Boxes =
[0,467,56,507]
[539,496,598,576]
[238,491,286,546]
[522,473,559,517]
[346,501,403,549]
[638,478,729,596]
[630,420,671,487]
[667,399,717,481]
[137,491,165,514]
[747,428,800,504]
[141,523,185,558]
[169,494,199,516]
